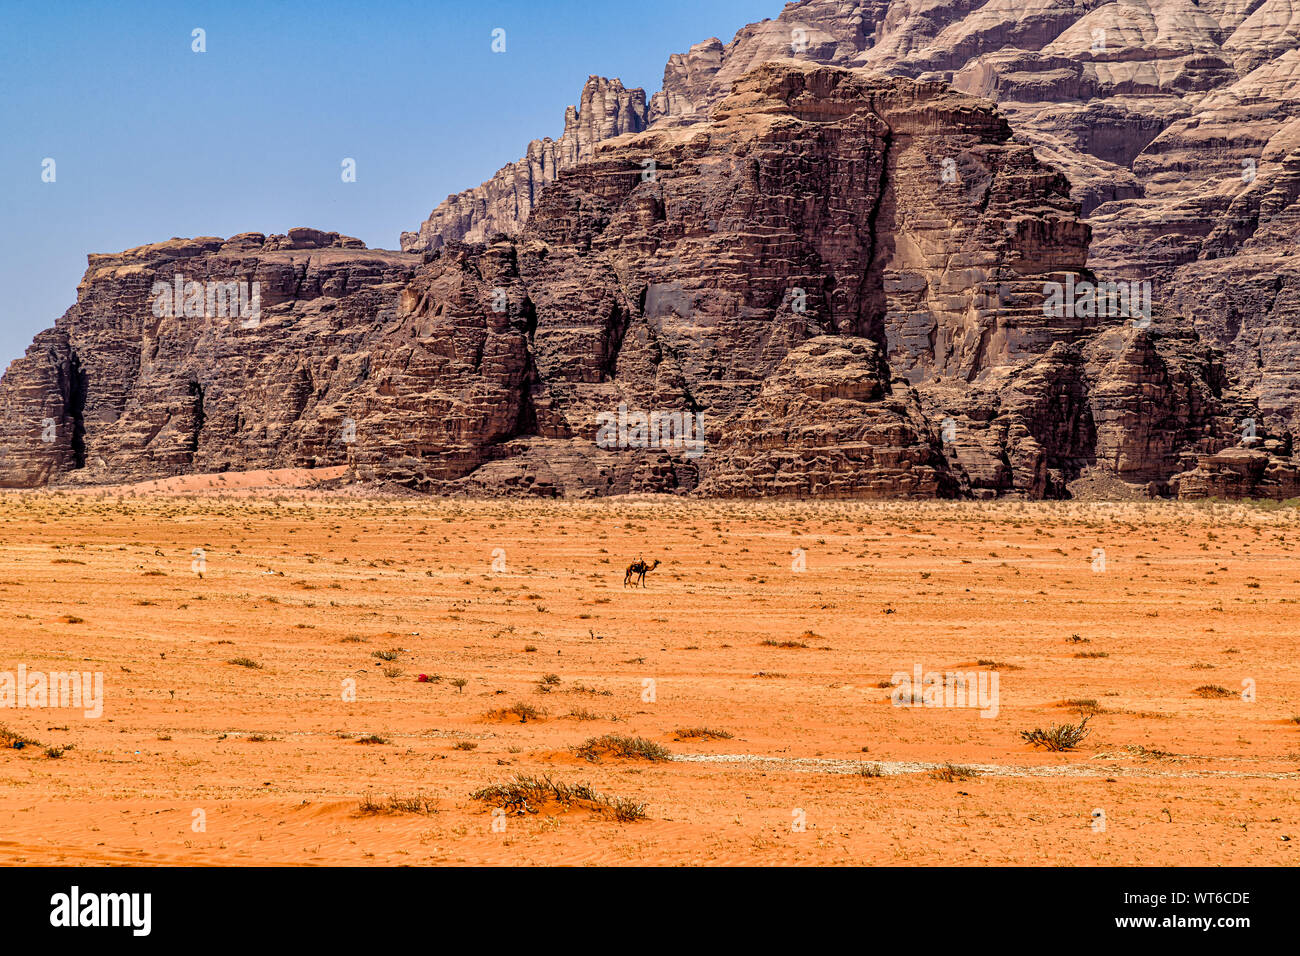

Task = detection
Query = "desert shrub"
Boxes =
[673,727,733,740]
[573,734,670,762]
[358,793,436,815]
[470,774,645,821]
[1060,698,1100,716]
[0,726,40,749]
[930,763,979,782]
[1021,716,1091,751]
[485,702,546,723]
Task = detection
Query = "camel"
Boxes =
[623,557,661,588]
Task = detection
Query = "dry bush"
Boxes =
[470,774,646,822]
[358,793,437,815]
[573,734,671,763]
[673,727,733,740]
[485,702,547,723]
[930,763,979,782]
[1021,716,1091,751]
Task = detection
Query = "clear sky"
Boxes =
[0,0,775,367]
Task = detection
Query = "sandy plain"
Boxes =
[1,479,1297,865]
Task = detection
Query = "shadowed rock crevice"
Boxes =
[65,352,88,470]
[186,380,205,458]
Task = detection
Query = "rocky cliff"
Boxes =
[3,61,1271,498]
[4,0,1298,499]
[397,0,1300,497]
[0,229,419,487]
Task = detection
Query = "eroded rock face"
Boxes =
[399,0,1300,496]
[0,232,419,487]
[0,64,1099,496]
[1173,447,1300,500]
[697,337,956,499]
[1,54,1290,499]
[364,63,1102,497]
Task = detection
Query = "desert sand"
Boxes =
[1,480,1297,865]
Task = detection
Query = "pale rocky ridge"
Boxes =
[399,77,650,252]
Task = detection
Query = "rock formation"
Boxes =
[0,229,418,487]
[4,0,1298,500]
[399,0,1300,497]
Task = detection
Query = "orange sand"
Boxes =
[0,486,1297,865]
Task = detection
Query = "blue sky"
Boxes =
[0,0,772,367]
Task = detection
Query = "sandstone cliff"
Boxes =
[3,62,1269,499]
[396,0,1300,496]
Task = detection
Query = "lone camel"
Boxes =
[623,557,661,588]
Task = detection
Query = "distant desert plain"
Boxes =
[1,475,1297,865]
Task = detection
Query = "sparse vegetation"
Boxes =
[1059,698,1101,716]
[470,774,646,821]
[1021,716,1091,751]
[4,495,1293,865]
[0,726,40,750]
[485,702,547,723]
[673,727,733,740]
[930,763,978,782]
[574,734,671,762]
[358,793,437,815]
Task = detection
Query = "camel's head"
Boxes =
[650,559,661,570]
